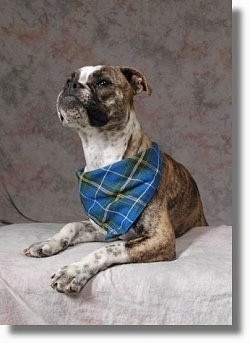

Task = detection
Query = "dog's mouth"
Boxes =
[58,93,110,128]
[59,94,83,110]
[59,112,64,122]
[57,95,85,123]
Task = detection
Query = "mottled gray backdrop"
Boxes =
[0,0,231,225]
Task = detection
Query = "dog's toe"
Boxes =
[50,263,87,294]
[66,281,81,293]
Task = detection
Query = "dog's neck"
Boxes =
[77,110,151,172]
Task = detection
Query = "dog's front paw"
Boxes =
[23,238,69,258]
[50,262,91,294]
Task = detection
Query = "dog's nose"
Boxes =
[65,79,82,93]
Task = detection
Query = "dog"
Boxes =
[24,65,208,294]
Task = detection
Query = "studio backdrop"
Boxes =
[0,0,231,226]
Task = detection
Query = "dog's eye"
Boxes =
[97,80,111,88]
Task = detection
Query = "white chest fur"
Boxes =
[78,110,141,172]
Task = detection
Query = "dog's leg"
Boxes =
[126,210,176,264]
[50,210,175,294]
[50,241,129,293]
[23,221,105,258]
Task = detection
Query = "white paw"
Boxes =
[23,238,69,257]
[50,262,92,294]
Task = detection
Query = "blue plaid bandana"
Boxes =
[76,142,163,240]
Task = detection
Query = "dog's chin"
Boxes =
[57,107,107,129]
[58,100,109,129]
[57,95,126,130]
[57,110,86,129]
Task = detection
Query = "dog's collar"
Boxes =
[76,142,163,240]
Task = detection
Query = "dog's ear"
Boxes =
[119,67,152,96]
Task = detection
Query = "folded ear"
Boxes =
[119,67,152,96]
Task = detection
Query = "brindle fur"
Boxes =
[126,148,208,262]
[24,65,208,294]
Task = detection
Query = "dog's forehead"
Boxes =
[77,65,103,84]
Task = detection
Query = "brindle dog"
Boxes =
[24,65,208,294]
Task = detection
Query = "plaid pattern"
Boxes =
[76,142,163,240]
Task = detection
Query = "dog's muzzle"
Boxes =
[57,78,109,128]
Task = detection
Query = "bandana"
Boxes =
[76,142,163,240]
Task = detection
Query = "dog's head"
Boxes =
[56,66,151,130]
